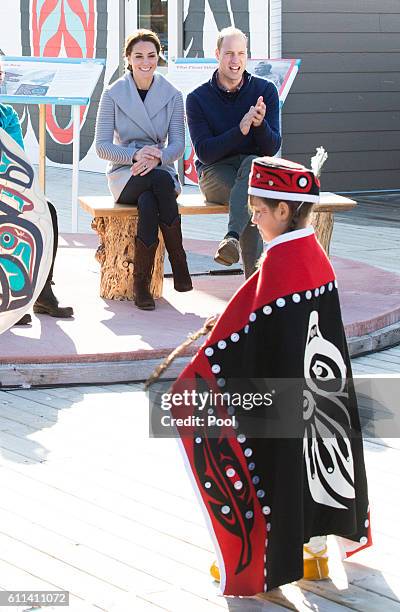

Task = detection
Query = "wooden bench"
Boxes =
[79,192,356,301]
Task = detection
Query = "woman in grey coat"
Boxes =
[95,29,192,310]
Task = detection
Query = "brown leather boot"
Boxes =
[133,237,158,310]
[159,217,192,292]
[33,280,74,317]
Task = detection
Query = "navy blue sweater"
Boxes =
[186,70,281,176]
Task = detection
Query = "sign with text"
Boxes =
[0,56,105,105]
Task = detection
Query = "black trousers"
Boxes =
[46,200,58,281]
[118,169,179,246]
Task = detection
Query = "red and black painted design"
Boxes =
[18,0,109,163]
[249,157,320,202]
[173,363,267,595]
[192,386,256,573]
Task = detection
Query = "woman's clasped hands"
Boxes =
[131,145,162,176]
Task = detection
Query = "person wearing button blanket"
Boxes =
[95,29,192,310]
[170,157,371,595]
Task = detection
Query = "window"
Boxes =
[138,0,168,63]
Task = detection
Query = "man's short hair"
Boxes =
[216,27,248,51]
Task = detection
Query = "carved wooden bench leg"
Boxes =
[91,215,165,300]
[312,211,334,257]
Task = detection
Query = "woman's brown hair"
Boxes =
[124,29,162,72]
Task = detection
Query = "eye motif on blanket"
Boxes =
[303,310,355,510]
[0,128,52,333]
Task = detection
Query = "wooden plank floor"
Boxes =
[0,347,398,611]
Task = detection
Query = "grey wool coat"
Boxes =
[95,71,185,202]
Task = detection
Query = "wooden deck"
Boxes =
[0,348,399,611]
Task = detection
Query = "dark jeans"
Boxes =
[199,154,263,278]
[118,169,179,246]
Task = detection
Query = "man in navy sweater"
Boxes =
[186,27,281,277]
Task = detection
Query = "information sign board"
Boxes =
[0,57,105,231]
[0,56,104,105]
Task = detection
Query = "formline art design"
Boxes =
[0,127,52,332]
[303,310,355,510]
[19,0,107,163]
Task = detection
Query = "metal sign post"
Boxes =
[38,104,46,192]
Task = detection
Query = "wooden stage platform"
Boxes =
[1,234,400,386]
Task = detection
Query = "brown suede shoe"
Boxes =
[214,236,240,266]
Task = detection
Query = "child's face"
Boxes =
[250,196,289,242]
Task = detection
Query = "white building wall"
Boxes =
[269,0,282,58]
[249,0,270,58]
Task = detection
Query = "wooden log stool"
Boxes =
[90,213,164,300]
[79,192,356,300]
[310,193,356,256]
